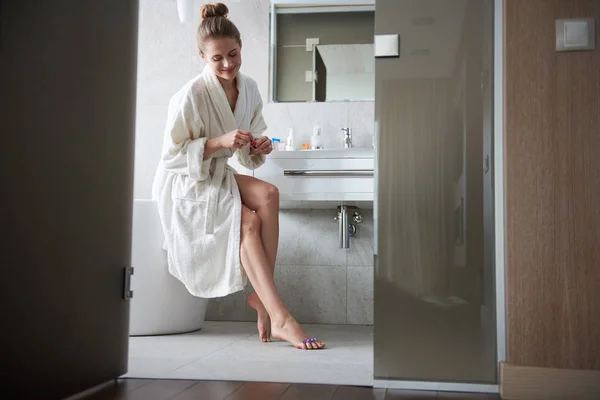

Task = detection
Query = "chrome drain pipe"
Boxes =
[339,205,350,249]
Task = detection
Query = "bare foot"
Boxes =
[271,315,326,350]
[248,292,271,342]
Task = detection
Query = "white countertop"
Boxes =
[268,148,374,159]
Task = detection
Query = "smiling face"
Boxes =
[201,37,242,81]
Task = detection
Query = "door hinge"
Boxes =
[123,266,134,300]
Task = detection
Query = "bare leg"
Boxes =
[240,205,324,350]
[235,174,279,268]
[235,174,279,342]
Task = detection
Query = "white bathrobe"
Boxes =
[152,65,267,298]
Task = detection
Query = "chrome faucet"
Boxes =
[341,128,352,148]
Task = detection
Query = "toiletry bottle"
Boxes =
[310,122,323,149]
[272,137,281,151]
[285,128,295,151]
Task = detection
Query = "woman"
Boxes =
[152,2,324,350]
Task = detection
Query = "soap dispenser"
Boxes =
[285,128,295,151]
[310,121,323,149]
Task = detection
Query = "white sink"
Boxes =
[254,148,375,208]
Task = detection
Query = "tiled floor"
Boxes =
[126,321,373,386]
[83,379,501,400]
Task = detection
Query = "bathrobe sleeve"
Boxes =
[161,94,214,182]
[236,94,267,170]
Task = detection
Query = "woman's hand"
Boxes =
[218,129,254,149]
[250,136,273,155]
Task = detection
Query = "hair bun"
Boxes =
[200,3,229,19]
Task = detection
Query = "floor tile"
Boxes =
[124,357,198,378]
[127,322,373,386]
[203,325,371,366]
[128,322,255,359]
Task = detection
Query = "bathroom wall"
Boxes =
[504,0,600,375]
[207,210,374,324]
[500,1,600,397]
[136,0,375,325]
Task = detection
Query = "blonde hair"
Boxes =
[197,3,241,53]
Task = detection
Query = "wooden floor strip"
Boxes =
[279,383,338,400]
[225,381,291,400]
[173,380,243,400]
[81,379,502,400]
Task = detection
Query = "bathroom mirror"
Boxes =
[269,1,375,103]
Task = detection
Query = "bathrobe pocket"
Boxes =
[168,189,238,297]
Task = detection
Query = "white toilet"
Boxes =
[129,199,209,336]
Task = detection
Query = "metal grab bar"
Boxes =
[283,169,373,177]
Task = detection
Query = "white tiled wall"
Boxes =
[263,101,375,150]
[136,0,375,325]
[206,210,374,325]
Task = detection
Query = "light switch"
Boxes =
[375,34,400,58]
[556,18,596,51]
[565,21,589,46]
